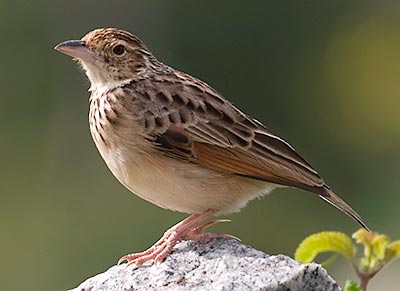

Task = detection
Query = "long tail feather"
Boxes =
[319,186,370,231]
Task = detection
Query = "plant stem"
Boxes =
[353,264,383,291]
[359,275,369,291]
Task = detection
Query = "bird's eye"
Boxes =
[113,44,125,55]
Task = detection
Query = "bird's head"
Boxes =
[55,28,155,91]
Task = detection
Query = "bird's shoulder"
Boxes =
[114,70,269,137]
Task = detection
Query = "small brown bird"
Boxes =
[55,28,369,266]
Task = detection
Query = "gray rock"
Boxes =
[69,238,341,291]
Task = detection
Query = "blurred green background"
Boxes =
[1,1,399,290]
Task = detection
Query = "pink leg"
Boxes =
[184,219,240,243]
[117,209,235,267]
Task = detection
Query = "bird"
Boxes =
[55,28,369,267]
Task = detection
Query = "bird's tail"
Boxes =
[319,186,370,231]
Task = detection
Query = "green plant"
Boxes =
[295,229,400,291]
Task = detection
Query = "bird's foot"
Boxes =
[117,210,237,267]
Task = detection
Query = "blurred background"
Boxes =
[1,1,399,290]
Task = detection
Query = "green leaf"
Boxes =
[353,229,388,260]
[295,231,355,264]
[384,240,400,263]
[344,280,363,291]
[353,229,389,272]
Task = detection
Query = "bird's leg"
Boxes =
[118,209,235,267]
[184,219,240,242]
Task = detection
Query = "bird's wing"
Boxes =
[121,72,324,190]
[116,73,370,230]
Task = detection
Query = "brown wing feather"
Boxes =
[125,72,325,192]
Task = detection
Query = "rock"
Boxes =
[69,238,341,291]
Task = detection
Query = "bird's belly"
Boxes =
[95,140,275,214]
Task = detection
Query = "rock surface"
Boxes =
[70,238,341,291]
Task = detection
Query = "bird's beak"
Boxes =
[54,40,99,63]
